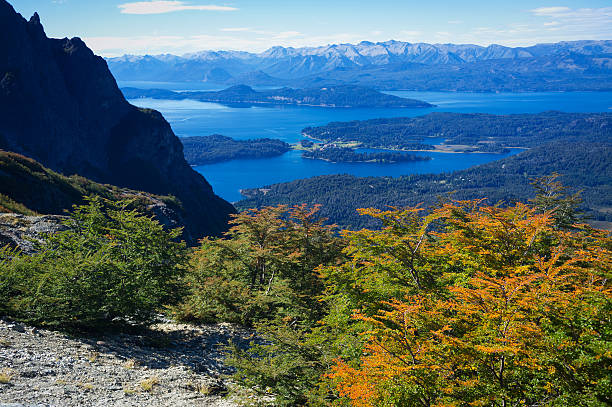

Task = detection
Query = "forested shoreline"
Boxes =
[302,146,431,163]
[239,140,612,229]
[303,111,612,152]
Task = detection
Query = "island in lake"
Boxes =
[181,134,291,165]
[302,146,431,163]
[122,84,434,108]
[181,134,432,165]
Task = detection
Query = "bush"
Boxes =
[174,205,343,327]
[0,196,186,327]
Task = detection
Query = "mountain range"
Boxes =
[0,0,234,241]
[107,40,612,91]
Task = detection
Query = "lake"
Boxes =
[124,86,612,202]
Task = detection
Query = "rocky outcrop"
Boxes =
[0,0,235,240]
[0,214,67,254]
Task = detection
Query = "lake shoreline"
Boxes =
[128,90,612,202]
[302,133,528,154]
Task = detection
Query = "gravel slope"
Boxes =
[0,318,254,406]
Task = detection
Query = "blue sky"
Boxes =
[10,0,612,56]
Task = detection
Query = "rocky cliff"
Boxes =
[0,0,235,239]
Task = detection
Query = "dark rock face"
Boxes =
[0,0,235,239]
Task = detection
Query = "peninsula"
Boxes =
[122,84,434,108]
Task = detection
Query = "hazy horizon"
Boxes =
[107,38,612,59]
[11,1,612,57]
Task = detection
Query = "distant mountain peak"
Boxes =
[106,38,612,90]
[223,84,257,93]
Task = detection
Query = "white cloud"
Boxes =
[530,6,612,26]
[118,1,237,14]
[398,30,423,42]
[273,31,303,39]
[447,20,463,24]
[531,7,571,16]
[86,6,612,56]
[85,32,374,56]
[220,27,251,32]
[86,34,253,56]
[424,7,612,47]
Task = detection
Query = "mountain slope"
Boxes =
[0,150,190,237]
[0,0,235,240]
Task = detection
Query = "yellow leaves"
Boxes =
[474,344,521,355]
[327,359,377,407]
[327,199,612,406]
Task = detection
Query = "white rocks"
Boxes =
[0,319,252,406]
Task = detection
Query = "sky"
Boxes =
[10,0,612,57]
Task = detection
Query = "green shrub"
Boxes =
[174,205,343,327]
[174,205,344,406]
[0,196,186,327]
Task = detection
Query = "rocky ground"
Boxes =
[0,318,257,406]
[0,214,67,255]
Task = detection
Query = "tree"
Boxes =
[176,204,342,326]
[177,205,344,406]
[0,196,186,327]
[531,173,583,228]
[327,201,611,406]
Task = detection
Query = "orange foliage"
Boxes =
[327,201,611,406]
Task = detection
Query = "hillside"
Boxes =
[0,0,234,240]
[107,40,612,91]
[0,150,191,240]
[121,85,433,108]
[237,140,612,229]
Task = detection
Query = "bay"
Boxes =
[127,88,612,202]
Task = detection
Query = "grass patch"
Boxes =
[0,369,14,384]
[140,376,159,392]
[186,380,227,396]
[123,358,137,369]
[87,351,99,363]
[77,382,94,391]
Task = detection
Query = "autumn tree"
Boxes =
[327,201,611,406]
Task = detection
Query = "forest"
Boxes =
[181,134,290,165]
[303,111,612,151]
[238,140,612,229]
[302,147,431,163]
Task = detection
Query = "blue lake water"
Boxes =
[127,89,612,202]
